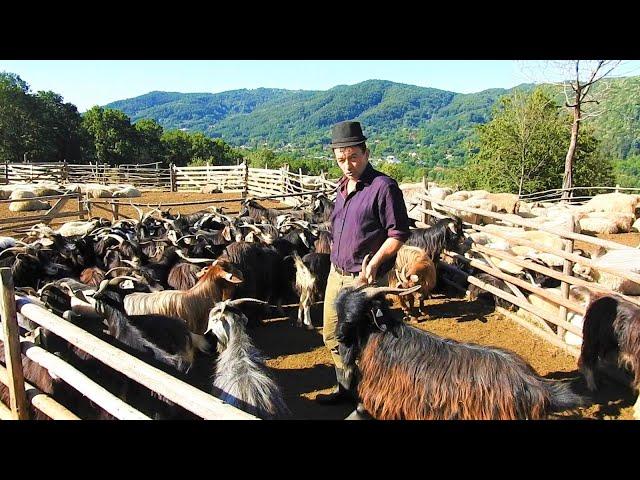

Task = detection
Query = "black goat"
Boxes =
[577,292,640,420]
[405,216,463,261]
[334,259,586,420]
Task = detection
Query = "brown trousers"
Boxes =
[322,265,389,369]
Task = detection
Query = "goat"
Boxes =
[334,256,586,420]
[465,272,517,310]
[405,216,463,261]
[167,262,201,290]
[206,298,289,419]
[123,259,243,334]
[292,252,330,329]
[387,245,437,321]
[577,291,640,420]
[89,279,213,374]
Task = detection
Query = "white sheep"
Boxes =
[583,192,640,216]
[8,189,50,212]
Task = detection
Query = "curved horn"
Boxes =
[106,233,125,244]
[395,269,403,285]
[359,254,372,281]
[225,298,270,308]
[175,249,218,264]
[131,203,144,222]
[360,284,422,300]
[0,247,28,258]
[104,266,132,278]
[400,265,409,283]
[95,275,142,296]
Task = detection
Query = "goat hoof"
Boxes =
[304,323,314,331]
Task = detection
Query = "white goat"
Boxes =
[206,298,289,419]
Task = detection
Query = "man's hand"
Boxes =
[364,259,379,285]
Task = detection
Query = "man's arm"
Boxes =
[364,237,405,284]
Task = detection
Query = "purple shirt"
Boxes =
[330,163,410,275]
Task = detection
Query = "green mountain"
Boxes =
[104,77,640,168]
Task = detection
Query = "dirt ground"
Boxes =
[5,191,638,420]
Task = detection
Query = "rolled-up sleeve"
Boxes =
[378,180,410,242]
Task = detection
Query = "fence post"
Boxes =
[242,161,249,199]
[422,176,430,225]
[170,163,177,192]
[77,192,86,220]
[0,268,29,419]
[557,235,575,342]
[4,162,8,185]
[62,160,69,184]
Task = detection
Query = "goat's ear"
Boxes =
[409,274,419,282]
[447,221,457,234]
[222,225,232,242]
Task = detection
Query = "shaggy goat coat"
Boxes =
[335,285,585,420]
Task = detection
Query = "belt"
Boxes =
[333,264,359,277]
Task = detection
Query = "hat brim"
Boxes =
[330,137,367,148]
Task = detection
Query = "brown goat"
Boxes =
[123,259,243,334]
[387,245,437,320]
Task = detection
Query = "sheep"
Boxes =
[583,192,640,216]
[8,189,50,212]
[123,259,244,334]
[206,298,290,419]
[293,251,331,329]
[577,291,640,420]
[55,220,101,238]
[589,249,640,295]
[334,259,587,419]
[111,185,141,198]
[486,193,520,214]
[387,245,437,320]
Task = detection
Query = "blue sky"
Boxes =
[2,60,639,113]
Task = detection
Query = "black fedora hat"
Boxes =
[330,121,367,148]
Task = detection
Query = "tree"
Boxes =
[134,118,165,164]
[81,107,137,165]
[453,88,613,194]
[557,61,621,198]
[33,90,84,163]
[0,72,38,162]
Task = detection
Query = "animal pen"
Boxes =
[0,162,637,419]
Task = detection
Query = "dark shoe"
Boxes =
[345,403,373,420]
[315,385,352,405]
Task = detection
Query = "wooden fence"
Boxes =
[0,268,258,420]
[0,192,88,234]
[417,191,640,361]
[0,162,338,202]
[518,185,640,204]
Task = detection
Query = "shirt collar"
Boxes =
[338,163,375,195]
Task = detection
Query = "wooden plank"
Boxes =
[468,223,640,288]
[466,243,640,307]
[15,297,258,420]
[0,210,89,228]
[446,250,585,316]
[495,307,581,358]
[421,194,636,252]
[0,399,12,420]
[0,363,80,420]
[438,261,582,336]
[0,269,29,419]
[20,338,149,420]
[0,193,80,204]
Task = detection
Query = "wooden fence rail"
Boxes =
[7,293,258,420]
[418,191,640,359]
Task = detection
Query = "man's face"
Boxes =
[334,146,368,181]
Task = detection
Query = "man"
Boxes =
[316,120,410,405]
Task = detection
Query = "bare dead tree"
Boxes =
[557,61,621,199]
